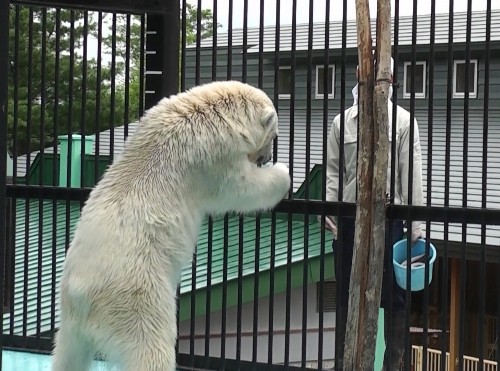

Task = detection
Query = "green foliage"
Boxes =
[183,3,220,46]
[8,5,217,157]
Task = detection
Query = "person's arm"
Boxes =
[319,116,341,236]
[326,116,341,205]
[399,115,424,243]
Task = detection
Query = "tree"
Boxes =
[343,0,392,369]
[7,5,217,157]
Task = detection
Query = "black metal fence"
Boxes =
[1,0,500,370]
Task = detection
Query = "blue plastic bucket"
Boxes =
[393,239,436,291]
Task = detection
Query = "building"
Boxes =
[181,8,500,363]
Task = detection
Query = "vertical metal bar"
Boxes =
[36,8,48,345]
[190,1,203,365]
[109,13,117,162]
[252,216,260,369]
[22,7,35,341]
[226,0,233,80]
[404,1,418,368]
[252,1,264,368]
[189,251,197,367]
[221,216,229,368]
[0,0,9,359]
[240,0,249,365]
[94,12,102,184]
[176,3,186,361]
[301,0,314,367]
[423,0,436,367]
[269,0,280,364]
[66,10,75,188]
[180,0,187,93]
[50,8,62,337]
[442,1,454,369]
[459,1,473,369]
[284,0,297,366]
[80,11,88,191]
[333,0,347,368]
[318,0,330,368]
[195,0,202,85]
[479,2,492,369]
[204,0,217,365]
[386,0,400,362]
[204,215,213,367]
[10,4,21,338]
[123,14,131,140]
[220,1,233,367]
[236,217,244,363]
[64,10,76,265]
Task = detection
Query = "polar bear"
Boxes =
[51,80,291,371]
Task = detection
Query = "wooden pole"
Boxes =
[364,0,392,363]
[344,0,392,369]
[343,0,374,368]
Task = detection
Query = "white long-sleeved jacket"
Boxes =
[326,100,424,232]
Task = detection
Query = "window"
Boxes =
[316,280,336,313]
[278,66,292,99]
[403,61,426,99]
[315,64,335,99]
[453,59,478,98]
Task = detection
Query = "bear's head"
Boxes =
[224,82,279,168]
[163,80,280,167]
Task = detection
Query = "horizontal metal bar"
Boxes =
[1,337,53,353]
[274,199,500,226]
[6,184,90,201]
[10,0,169,14]
[177,353,315,371]
[7,184,500,226]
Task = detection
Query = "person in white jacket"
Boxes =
[323,58,424,371]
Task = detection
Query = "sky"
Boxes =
[186,0,499,31]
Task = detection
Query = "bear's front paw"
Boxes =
[273,162,289,174]
[270,162,291,199]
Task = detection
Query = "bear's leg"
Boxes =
[52,322,93,371]
[119,335,176,371]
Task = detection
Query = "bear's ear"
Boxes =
[261,108,278,130]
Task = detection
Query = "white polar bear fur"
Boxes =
[51,80,291,371]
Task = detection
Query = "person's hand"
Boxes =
[411,222,423,245]
[317,215,338,239]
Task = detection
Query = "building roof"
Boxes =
[191,9,500,53]
[2,200,333,335]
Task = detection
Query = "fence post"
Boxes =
[145,2,180,110]
[0,0,10,364]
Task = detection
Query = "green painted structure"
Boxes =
[58,134,95,188]
[4,148,335,335]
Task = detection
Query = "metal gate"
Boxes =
[1,0,500,370]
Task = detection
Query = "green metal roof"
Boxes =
[178,215,334,321]
[3,200,81,335]
[3,195,334,334]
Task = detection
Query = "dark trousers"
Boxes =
[333,217,406,311]
[332,218,407,370]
